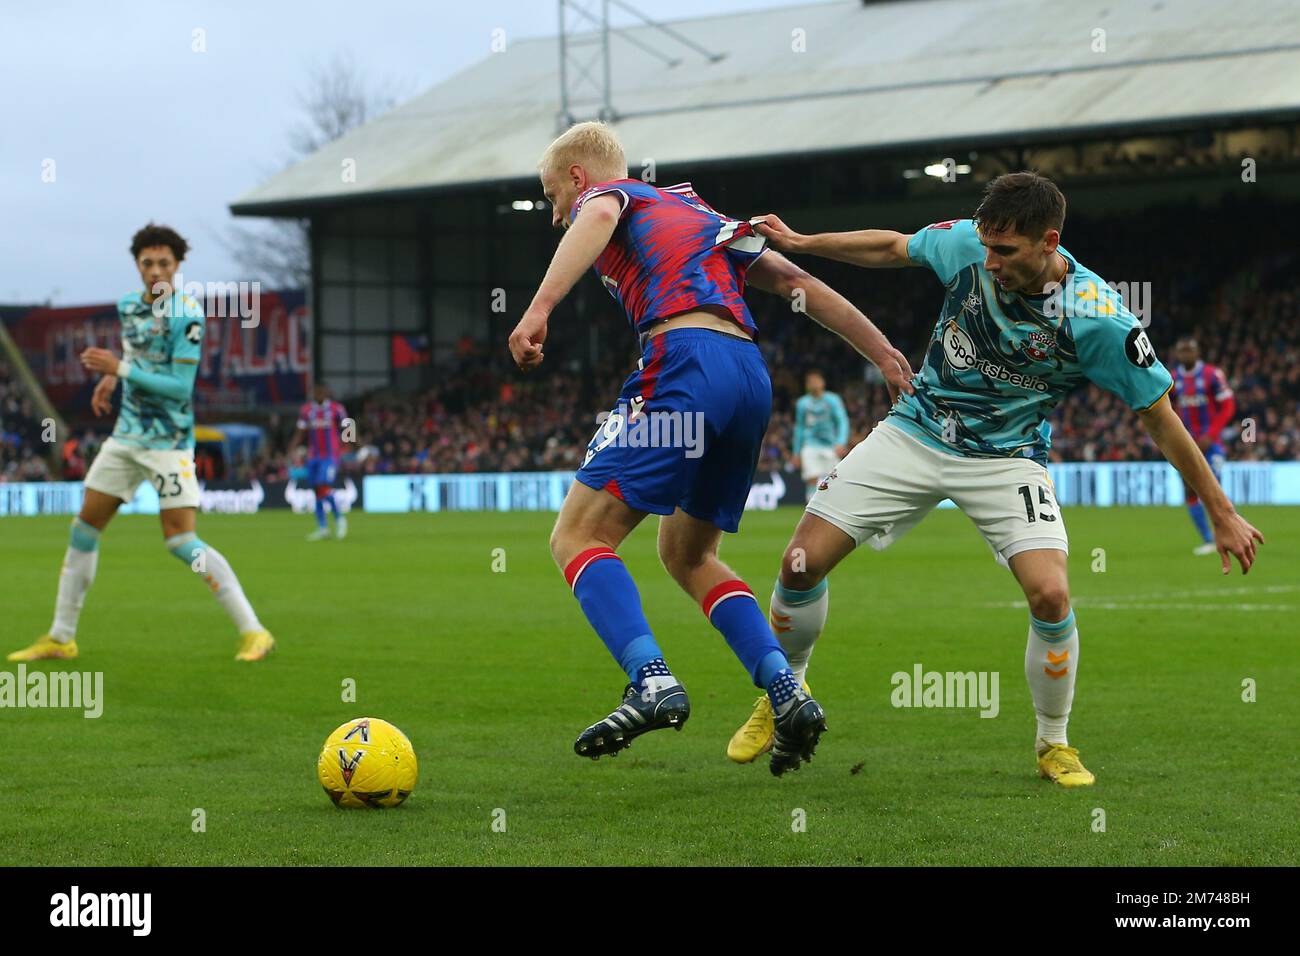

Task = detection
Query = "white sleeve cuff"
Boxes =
[578,186,630,218]
[116,360,132,379]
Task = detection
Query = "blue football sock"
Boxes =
[564,548,665,683]
[766,668,802,710]
[1188,502,1211,543]
[703,580,791,688]
[314,498,327,529]
[324,493,339,517]
[633,656,673,688]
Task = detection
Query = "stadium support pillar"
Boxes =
[0,318,66,476]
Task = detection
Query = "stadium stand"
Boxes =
[232,200,1299,480]
[6,198,1296,484]
[0,363,52,481]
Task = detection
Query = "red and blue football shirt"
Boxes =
[297,399,348,462]
[569,179,767,336]
[1172,361,1234,444]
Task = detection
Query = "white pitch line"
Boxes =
[1076,584,1299,601]
[983,600,1295,612]
[1073,601,1296,612]
[984,583,1297,610]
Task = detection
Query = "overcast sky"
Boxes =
[0,0,818,305]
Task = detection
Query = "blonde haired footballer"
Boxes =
[514,121,913,774]
[728,173,1263,784]
[8,223,275,664]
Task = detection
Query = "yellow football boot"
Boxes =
[7,635,79,662]
[727,682,811,763]
[235,630,276,662]
[1036,739,1096,787]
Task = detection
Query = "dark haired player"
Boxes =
[8,224,276,663]
[293,382,350,541]
[1171,337,1236,555]
[792,370,849,503]
[510,121,913,775]
[726,172,1263,784]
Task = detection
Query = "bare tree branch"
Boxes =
[222,219,312,290]
[227,52,409,289]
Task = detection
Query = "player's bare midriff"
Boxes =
[642,309,752,341]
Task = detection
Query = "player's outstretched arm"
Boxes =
[755,214,916,268]
[748,250,915,402]
[1138,394,1264,574]
[508,194,622,371]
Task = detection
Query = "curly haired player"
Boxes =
[8,224,275,664]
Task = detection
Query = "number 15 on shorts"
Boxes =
[1017,483,1058,523]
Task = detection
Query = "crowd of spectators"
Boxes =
[246,284,1296,481]
[0,364,51,481]
[285,199,1300,478]
[6,198,1298,483]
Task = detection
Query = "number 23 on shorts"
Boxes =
[153,471,183,497]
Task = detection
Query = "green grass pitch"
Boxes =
[1,505,1296,866]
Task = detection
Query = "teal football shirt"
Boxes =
[888,219,1172,464]
[793,392,849,452]
[112,290,205,450]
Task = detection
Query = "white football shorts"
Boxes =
[799,444,841,484]
[84,436,201,510]
[805,419,1067,565]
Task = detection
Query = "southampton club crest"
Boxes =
[817,468,838,491]
[1022,329,1056,362]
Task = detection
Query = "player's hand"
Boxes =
[81,347,120,376]
[91,375,118,417]
[833,444,847,459]
[1211,509,1264,575]
[508,307,548,372]
[1195,433,1214,451]
[754,213,807,253]
[874,346,916,403]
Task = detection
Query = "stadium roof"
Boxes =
[232,0,1300,214]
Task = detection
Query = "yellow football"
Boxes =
[317,717,418,808]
